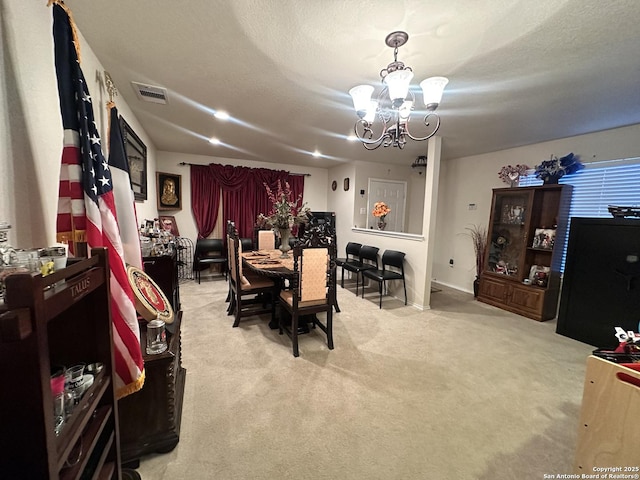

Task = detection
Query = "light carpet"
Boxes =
[136,276,593,480]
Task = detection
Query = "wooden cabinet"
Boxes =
[477,185,572,321]
[0,249,122,479]
[118,311,186,465]
[143,254,180,312]
[573,356,640,472]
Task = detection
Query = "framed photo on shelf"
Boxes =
[500,204,526,224]
[529,264,550,287]
[532,228,556,249]
[159,215,179,236]
[157,172,182,211]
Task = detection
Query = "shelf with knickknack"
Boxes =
[0,249,122,479]
[478,184,573,321]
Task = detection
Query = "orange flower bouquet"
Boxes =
[372,201,391,219]
[372,201,391,230]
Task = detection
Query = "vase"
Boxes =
[377,220,387,231]
[543,175,561,185]
[278,227,292,258]
[473,277,480,298]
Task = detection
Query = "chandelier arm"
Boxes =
[403,113,441,142]
[353,118,390,148]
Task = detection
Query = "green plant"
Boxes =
[465,224,488,277]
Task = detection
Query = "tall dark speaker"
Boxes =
[557,217,640,348]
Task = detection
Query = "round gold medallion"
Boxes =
[127,265,174,324]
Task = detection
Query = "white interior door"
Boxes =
[367,179,407,232]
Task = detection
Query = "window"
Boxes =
[520,158,640,271]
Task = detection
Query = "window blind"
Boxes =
[519,158,640,271]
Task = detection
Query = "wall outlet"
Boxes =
[360,208,366,214]
[449,258,454,267]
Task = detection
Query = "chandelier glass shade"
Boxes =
[349,31,448,150]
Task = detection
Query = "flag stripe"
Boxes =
[53,3,144,399]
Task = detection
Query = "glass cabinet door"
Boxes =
[484,189,532,280]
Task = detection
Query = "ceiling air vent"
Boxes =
[131,81,169,104]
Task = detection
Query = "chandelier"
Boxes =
[349,31,448,150]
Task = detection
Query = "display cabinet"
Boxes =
[477,185,572,321]
[0,249,122,479]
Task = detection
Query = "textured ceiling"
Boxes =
[65,0,640,169]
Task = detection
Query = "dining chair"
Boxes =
[258,230,275,250]
[227,234,277,328]
[278,239,337,357]
[335,242,362,289]
[240,237,254,252]
[193,238,227,283]
[362,250,407,308]
[341,245,379,296]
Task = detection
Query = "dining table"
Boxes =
[241,249,340,330]
[241,249,295,329]
[241,249,294,279]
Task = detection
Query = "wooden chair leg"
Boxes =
[327,309,334,350]
[292,312,299,357]
[233,297,242,327]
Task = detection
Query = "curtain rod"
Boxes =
[177,162,310,176]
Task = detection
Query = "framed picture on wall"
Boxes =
[159,215,180,236]
[120,116,147,202]
[157,172,182,211]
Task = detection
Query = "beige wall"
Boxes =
[0,1,157,247]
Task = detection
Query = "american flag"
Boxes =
[53,3,144,399]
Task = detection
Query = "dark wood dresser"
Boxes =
[142,254,180,312]
[118,311,186,466]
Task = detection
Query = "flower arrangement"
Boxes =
[498,164,529,187]
[535,152,583,183]
[254,214,270,230]
[262,180,310,230]
[372,201,391,220]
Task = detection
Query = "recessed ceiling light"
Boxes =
[214,111,229,120]
[209,137,220,145]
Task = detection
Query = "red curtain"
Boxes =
[190,165,219,239]
[190,163,305,239]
